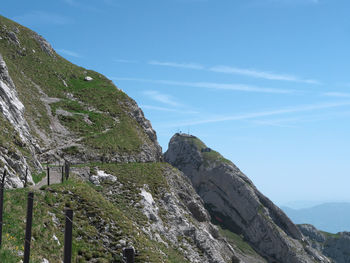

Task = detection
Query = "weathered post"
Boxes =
[47,166,50,186]
[24,167,28,188]
[65,162,70,180]
[23,192,34,263]
[64,209,73,263]
[123,247,135,263]
[0,169,7,248]
[61,165,64,183]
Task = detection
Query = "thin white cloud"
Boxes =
[209,66,320,84]
[143,90,181,107]
[149,60,204,70]
[141,105,198,114]
[165,101,350,127]
[112,77,295,94]
[56,49,81,58]
[115,59,138,64]
[148,60,320,84]
[323,92,350,98]
[13,11,72,26]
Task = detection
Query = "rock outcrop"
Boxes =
[0,54,40,187]
[165,133,330,263]
[299,224,350,263]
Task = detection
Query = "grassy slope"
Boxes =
[0,163,188,263]
[0,15,150,155]
[182,135,233,165]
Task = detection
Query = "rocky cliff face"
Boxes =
[299,224,350,263]
[0,53,40,187]
[165,133,330,263]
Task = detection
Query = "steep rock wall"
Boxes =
[165,133,330,263]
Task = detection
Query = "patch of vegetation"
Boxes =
[0,175,188,263]
[320,231,341,239]
[31,171,45,184]
[96,162,170,202]
[62,145,80,155]
[218,226,257,255]
[83,117,143,154]
[181,135,232,165]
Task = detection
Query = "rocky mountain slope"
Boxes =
[0,15,261,262]
[165,133,331,263]
[0,14,340,263]
[0,14,161,188]
[299,224,350,263]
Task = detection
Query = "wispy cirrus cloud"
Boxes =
[164,101,350,127]
[141,105,198,114]
[143,90,181,107]
[323,92,350,98]
[13,11,72,26]
[112,77,295,94]
[148,60,320,84]
[148,60,204,70]
[209,66,320,84]
[115,59,138,64]
[56,49,81,58]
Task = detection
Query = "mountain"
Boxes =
[0,14,335,263]
[164,133,330,263]
[0,14,247,263]
[282,203,350,233]
[299,224,350,263]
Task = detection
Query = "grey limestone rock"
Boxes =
[165,133,331,263]
[32,32,55,57]
[0,54,41,188]
[299,224,350,263]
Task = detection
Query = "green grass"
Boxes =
[0,15,149,155]
[181,135,233,165]
[218,226,257,255]
[31,171,46,184]
[0,165,188,263]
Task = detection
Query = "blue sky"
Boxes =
[2,0,350,207]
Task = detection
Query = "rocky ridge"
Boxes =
[299,224,350,263]
[165,133,330,263]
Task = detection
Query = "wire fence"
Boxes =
[0,167,136,263]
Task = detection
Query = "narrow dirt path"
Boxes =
[32,167,63,190]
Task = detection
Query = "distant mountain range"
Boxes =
[282,202,350,233]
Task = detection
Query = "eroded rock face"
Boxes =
[165,133,330,263]
[94,164,267,263]
[124,98,162,162]
[0,54,41,187]
[299,224,350,263]
[32,32,55,57]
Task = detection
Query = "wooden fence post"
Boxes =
[0,169,7,248]
[64,209,73,263]
[62,166,64,183]
[123,247,135,263]
[23,192,34,263]
[24,167,28,188]
[65,163,70,180]
[47,166,50,186]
